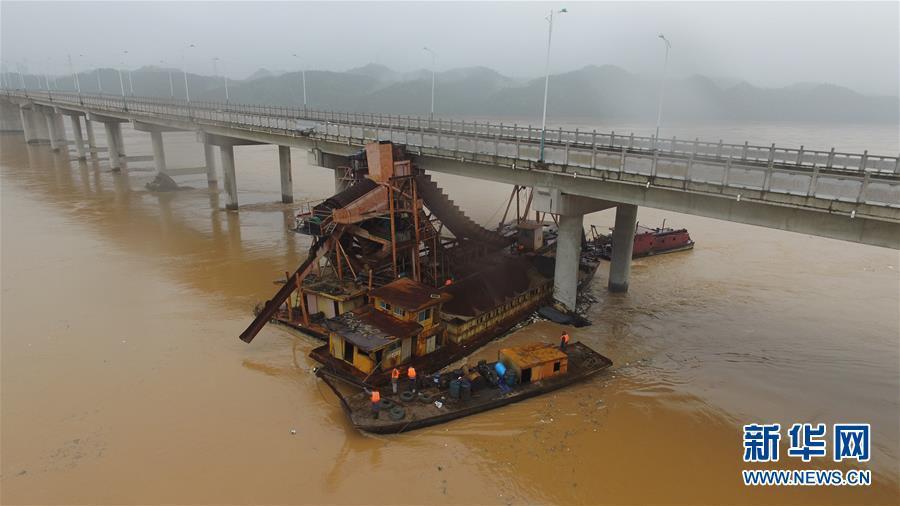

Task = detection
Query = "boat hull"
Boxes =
[322,342,612,434]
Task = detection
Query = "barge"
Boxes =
[319,341,612,434]
[588,222,694,259]
[239,141,599,387]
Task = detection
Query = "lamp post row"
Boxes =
[3,19,673,143]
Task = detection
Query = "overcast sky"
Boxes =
[1,1,898,96]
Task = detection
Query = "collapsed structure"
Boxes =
[240,141,598,386]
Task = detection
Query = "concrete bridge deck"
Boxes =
[2,89,897,309]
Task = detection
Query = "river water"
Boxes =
[1,120,898,505]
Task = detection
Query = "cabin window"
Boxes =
[417,308,431,323]
[553,361,561,372]
[393,306,405,318]
[379,300,391,312]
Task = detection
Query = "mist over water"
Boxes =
[1,118,898,504]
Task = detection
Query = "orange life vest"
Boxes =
[562,333,570,343]
[444,279,453,286]
[371,390,381,403]
[408,366,417,379]
[391,368,400,380]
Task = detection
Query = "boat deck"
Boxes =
[324,342,612,434]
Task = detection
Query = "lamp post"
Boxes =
[122,50,134,95]
[655,34,671,144]
[213,57,229,103]
[68,54,81,95]
[423,47,436,122]
[291,53,308,110]
[160,60,175,99]
[182,43,195,102]
[539,7,567,162]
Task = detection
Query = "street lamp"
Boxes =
[291,53,308,110]
[68,54,81,95]
[655,34,671,144]
[422,47,437,122]
[122,50,134,95]
[182,43,196,102]
[160,60,175,99]
[213,57,229,102]
[539,7,567,162]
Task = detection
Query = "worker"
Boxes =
[407,366,417,392]
[370,389,381,419]
[391,368,400,394]
[444,278,453,286]
[559,331,570,351]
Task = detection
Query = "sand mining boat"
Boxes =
[239,141,599,387]
[587,222,694,260]
[318,341,612,434]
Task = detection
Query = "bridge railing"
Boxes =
[6,88,898,177]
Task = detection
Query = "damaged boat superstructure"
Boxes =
[240,141,599,386]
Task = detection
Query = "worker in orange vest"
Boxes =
[391,368,400,394]
[559,331,570,351]
[370,389,381,419]
[407,366,417,392]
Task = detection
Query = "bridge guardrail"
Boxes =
[4,89,899,210]
[6,88,897,177]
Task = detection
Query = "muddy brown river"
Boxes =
[1,121,898,505]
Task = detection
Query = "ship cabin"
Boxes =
[324,277,451,375]
[499,342,568,384]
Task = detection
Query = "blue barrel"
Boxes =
[460,380,472,400]
[494,362,507,377]
[449,379,461,399]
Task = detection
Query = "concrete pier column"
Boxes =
[30,108,51,143]
[608,204,638,293]
[103,122,122,170]
[334,166,350,193]
[19,107,38,143]
[85,119,97,154]
[203,142,218,187]
[44,110,68,151]
[553,213,585,311]
[69,115,87,160]
[112,122,125,157]
[0,101,24,132]
[278,146,293,203]
[149,130,167,173]
[220,144,238,210]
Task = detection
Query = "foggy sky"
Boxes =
[1,1,898,96]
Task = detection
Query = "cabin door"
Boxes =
[426,335,436,353]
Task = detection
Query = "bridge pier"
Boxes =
[608,204,638,293]
[278,146,293,204]
[20,105,51,144]
[309,148,353,192]
[203,142,218,187]
[84,118,97,155]
[19,106,40,143]
[102,121,124,170]
[150,130,167,173]
[42,107,68,152]
[534,188,616,311]
[0,100,24,132]
[67,114,87,160]
[219,144,238,210]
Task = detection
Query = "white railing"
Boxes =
[5,89,899,209]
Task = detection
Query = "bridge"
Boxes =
[2,89,898,310]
